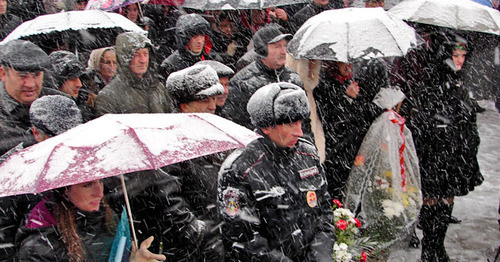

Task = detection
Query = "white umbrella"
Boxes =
[0,10,146,45]
[287,7,421,62]
[181,0,309,10]
[389,0,500,35]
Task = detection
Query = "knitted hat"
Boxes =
[253,24,292,57]
[30,95,83,136]
[166,65,224,106]
[0,40,49,72]
[247,82,310,128]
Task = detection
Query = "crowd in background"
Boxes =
[0,0,498,261]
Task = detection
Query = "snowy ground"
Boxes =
[389,100,500,262]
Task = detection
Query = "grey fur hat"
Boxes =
[166,65,224,106]
[30,95,83,136]
[247,82,310,128]
[0,40,49,72]
[195,60,234,77]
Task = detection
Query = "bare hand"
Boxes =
[274,8,288,21]
[345,81,360,98]
[130,236,166,262]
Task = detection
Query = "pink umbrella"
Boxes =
[0,113,260,245]
[85,0,141,11]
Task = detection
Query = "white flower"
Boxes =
[382,199,405,219]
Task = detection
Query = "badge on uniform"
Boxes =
[223,188,240,217]
[299,166,319,179]
[306,191,317,208]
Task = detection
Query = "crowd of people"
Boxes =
[0,0,497,261]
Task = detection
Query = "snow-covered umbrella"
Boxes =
[0,113,260,245]
[287,7,421,63]
[0,10,146,51]
[389,0,500,35]
[181,0,308,11]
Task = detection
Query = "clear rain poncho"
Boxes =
[345,88,422,254]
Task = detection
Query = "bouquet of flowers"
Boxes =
[344,89,422,259]
[331,199,368,262]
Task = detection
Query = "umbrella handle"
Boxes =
[120,173,139,248]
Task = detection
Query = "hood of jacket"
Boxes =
[115,32,157,80]
[175,14,212,51]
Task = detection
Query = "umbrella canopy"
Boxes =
[181,0,308,10]
[85,0,140,11]
[142,0,183,5]
[287,7,420,63]
[389,0,500,35]
[0,10,146,51]
[0,113,260,197]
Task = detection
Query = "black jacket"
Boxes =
[0,13,22,41]
[0,83,67,155]
[222,59,304,129]
[314,71,381,200]
[410,65,483,198]
[218,134,335,261]
[287,1,343,34]
[16,199,114,261]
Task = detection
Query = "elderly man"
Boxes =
[222,24,303,129]
[218,82,335,261]
[0,40,66,156]
[95,31,173,115]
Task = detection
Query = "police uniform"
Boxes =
[218,135,335,262]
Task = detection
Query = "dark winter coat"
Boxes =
[160,14,222,79]
[218,134,335,261]
[314,71,381,200]
[0,13,22,41]
[104,168,217,261]
[211,27,253,70]
[222,59,304,129]
[0,83,66,155]
[287,1,343,34]
[16,199,114,261]
[410,65,483,198]
[94,32,173,116]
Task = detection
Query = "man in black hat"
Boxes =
[222,23,303,130]
[194,60,235,113]
[218,82,335,261]
[0,40,66,156]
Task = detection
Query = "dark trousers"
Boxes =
[419,202,453,262]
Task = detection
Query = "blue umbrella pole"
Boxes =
[120,173,139,248]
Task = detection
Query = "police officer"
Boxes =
[218,82,335,261]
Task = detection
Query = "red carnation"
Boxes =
[333,199,343,208]
[336,219,348,231]
[353,218,362,228]
[360,251,367,262]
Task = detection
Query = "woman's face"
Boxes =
[452,49,467,71]
[67,180,103,212]
[338,62,353,77]
[126,4,139,22]
[99,50,117,79]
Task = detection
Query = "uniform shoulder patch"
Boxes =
[223,187,240,217]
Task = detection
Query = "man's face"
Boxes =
[180,96,217,114]
[262,120,303,148]
[129,48,149,78]
[262,38,288,70]
[188,35,206,54]
[60,77,82,98]
[365,1,384,8]
[219,18,234,37]
[1,67,43,105]
[313,0,329,6]
[0,0,7,15]
[215,76,229,107]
